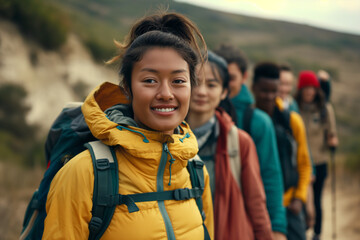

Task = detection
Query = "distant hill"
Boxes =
[49,0,360,169]
[51,0,360,62]
[50,3,359,115]
[1,0,359,167]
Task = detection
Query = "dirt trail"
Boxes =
[1,161,359,240]
[307,166,360,240]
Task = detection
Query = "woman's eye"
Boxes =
[207,83,217,88]
[173,79,186,84]
[144,79,156,83]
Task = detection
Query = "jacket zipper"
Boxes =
[157,143,176,240]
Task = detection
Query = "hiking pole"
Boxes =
[330,146,336,240]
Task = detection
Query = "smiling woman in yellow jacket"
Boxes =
[43,12,214,240]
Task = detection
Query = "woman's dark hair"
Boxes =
[207,51,230,90]
[207,51,237,123]
[107,12,207,94]
[295,87,328,123]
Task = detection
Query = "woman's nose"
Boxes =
[194,83,207,96]
[157,81,174,100]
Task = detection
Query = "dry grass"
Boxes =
[0,161,44,240]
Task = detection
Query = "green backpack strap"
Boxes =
[243,105,254,134]
[85,141,119,240]
[187,156,211,240]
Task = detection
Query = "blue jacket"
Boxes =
[231,85,287,234]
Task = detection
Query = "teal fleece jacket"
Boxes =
[231,85,287,234]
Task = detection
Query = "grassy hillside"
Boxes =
[50,0,360,63]
[1,0,359,170]
[47,0,360,169]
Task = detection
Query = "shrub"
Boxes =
[0,83,45,167]
[0,0,69,50]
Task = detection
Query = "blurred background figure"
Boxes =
[317,70,332,102]
[251,62,311,240]
[295,70,339,240]
[278,64,299,113]
[278,64,316,232]
[215,45,287,240]
[187,50,272,240]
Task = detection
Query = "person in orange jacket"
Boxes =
[187,51,273,239]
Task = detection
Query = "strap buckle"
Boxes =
[174,188,192,200]
[193,159,204,169]
[118,194,140,213]
[95,158,110,170]
[89,217,103,233]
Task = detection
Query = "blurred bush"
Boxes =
[0,0,69,50]
[84,39,115,63]
[0,84,45,167]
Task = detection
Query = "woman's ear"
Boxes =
[221,88,228,100]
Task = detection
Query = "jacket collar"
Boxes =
[230,85,254,108]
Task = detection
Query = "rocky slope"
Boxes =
[0,20,118,135]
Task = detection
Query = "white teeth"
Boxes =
[154,108,175,112]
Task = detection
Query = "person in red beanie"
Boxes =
[297,71,320,89]
[295,70,339,240]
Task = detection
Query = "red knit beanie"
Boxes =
[297,70,320,89]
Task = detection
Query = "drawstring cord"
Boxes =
[164,144,175,186]
[116,125,150,143]
[168,154,175,186]
[179,132,190,143]
[167,133,192,186]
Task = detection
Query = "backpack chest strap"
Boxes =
[99,187,204,213]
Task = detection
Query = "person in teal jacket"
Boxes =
[215,44,287,239]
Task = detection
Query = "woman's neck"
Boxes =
[187,110,216,129]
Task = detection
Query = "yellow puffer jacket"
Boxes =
[43,82,214,240]
[276,97,311,207]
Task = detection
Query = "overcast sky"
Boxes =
[176,0,360,35]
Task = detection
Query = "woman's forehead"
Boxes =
[133,48,189,73]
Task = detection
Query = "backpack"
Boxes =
[243,106,299,192]
[272,107,299,192]
[242,105,254,134]
[20,103,210,240]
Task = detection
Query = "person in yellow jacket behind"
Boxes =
[43,12,214,240]
[251,62,311,240]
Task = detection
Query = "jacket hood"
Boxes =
[231,85,254,108]
[81,82,198,168]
